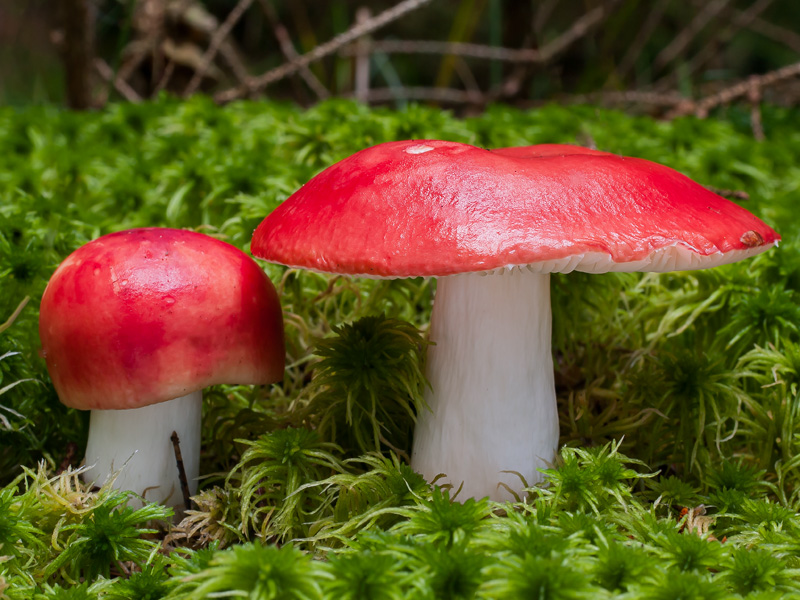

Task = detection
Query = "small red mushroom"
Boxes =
[39,228,284,507]
[251,140,779,501]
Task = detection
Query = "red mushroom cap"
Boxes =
[39,228,284,411]
[251,140,779,277]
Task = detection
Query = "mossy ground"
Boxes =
[2,98,800,598]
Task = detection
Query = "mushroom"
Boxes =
[250,140,779,501]
[39,228,284,507]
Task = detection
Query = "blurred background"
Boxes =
[1,0,799,123]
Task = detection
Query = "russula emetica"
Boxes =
[39,228,284,507]
[250,140,778,501]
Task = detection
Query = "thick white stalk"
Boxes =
[82,391,202,507]
[411,270,557,502]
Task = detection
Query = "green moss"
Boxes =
[1,99,800,596]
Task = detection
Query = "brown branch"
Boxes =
[184,0,255,96]
[115,43,152,89]
[491,3,612,101]
[654,0,774,89]
[565,89,688,107]
[94,59,142,102]
[274,24,331,99]
[338,4,609,106]
[720,5,800,54]
[354,7,372,103]
[128,0,168,96]
[694,62,800,115]
[694,0,774,69]
[536,5,608,63]
[611,0,670,83]
[453,56,483,97]
[257,0,330,100]
[214,0,435,103]
[340,40,545,62]
[335,5,611,108]
[152,60,176,95]
[667,61,800,118]
[219,42,253,88]
[170,431,192,511]
[705,186,749,201]
[747,18,800,55]
[653,0,733,71]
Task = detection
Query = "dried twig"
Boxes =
[257,0,330,100]
[185,0,254,96]
[535,5,608,63]
[692,0,775,76]
[354,7,372,103]
[171,431,192,511]
[492,4,610,101]
[0,296,30,334]
[668,60,800,118]
[342,4,613,106]
[452,55,482,98]
[655,0,774,89]
[219,41,253,88]
[721,4,800,54]
[704,186,750,200]
[94,58,142,102]
[113,0,166,97]
[612,0,670,83]
[152,60,176,95]
[340,40,545,62]
[115,44,151,90]
[565,89,688,108]
[214,0,434,103]
[653,0,733,71]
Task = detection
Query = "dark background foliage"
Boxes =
[2,0,799,121]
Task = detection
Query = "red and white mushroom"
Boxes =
[251,140,779,501]
[39,228,284,507]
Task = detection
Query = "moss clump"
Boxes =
[1,99,800,596]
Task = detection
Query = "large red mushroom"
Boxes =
[251,140,779,501]
[40,228,284,507]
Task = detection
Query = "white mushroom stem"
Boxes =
[82,391,202,508]
[410,269,558,502]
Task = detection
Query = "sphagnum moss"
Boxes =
[306,315,430,455]
[227,427,346,542]
[2,99,800,597]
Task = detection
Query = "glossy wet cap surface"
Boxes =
[252,141,779,277]
[40,228,285,410]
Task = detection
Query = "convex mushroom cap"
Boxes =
[252,141,778,276]
[40,228,285,506]
[41,228,284,410]
[251,140,779,501]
